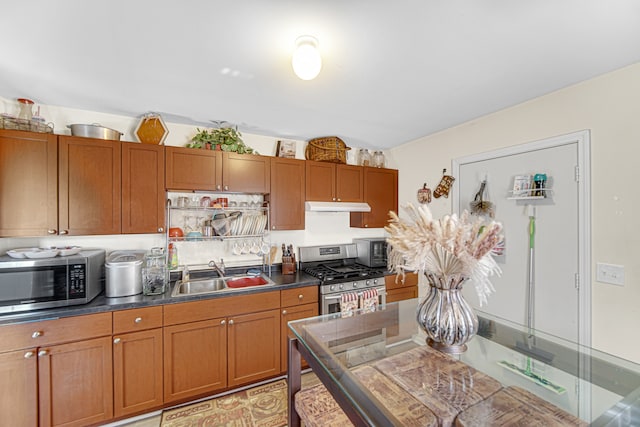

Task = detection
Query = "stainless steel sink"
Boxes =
[171,273,275,297]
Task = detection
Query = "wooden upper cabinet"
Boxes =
[122,142,165,234]
[305,161,363,202]
[335,164,364,202]
[165,147,270,193]
[165,146,222,191]
[222,152,270,193]
[0,130,58,237]
[350,167,398,228]
[58,136,121,236]
[270,157,305,230]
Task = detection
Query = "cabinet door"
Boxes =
[281,303,318,373]
[228,309,281,387]
[163,319,227,403]
[122,142,165,234]
[335,164,364,202]
[0,130,58,237]
[223,152,270,193]
[165,146,222,191]
[270,157,305,230]
[38,336,113,427]
[0,348,38,426]
[351,167,398,228]
[113,329,163,418]
[58,136,121,235]
[305,161,336,201]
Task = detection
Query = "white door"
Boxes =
[453,131,590,345]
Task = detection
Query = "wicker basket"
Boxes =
[305,136,351,164]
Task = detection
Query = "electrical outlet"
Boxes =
[596,263,625,286]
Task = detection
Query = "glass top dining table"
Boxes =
[287,298,640,426]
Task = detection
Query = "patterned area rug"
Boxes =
[161,379,287,427]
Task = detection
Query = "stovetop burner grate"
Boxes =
[303,261,383,283]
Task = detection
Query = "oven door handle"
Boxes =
[323,288,386,301]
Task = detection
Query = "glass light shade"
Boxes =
[292,36,322,80]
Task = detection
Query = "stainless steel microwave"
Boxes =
[0,249,105,314]
[353,238,388,268]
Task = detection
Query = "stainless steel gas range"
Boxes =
[299,243,386,315]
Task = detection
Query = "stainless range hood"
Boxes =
[305,201,371,212]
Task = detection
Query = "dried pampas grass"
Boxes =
[385,203,503,306]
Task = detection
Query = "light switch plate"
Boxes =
[596,263,625,286]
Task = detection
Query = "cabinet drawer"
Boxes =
[0,312,112,353]
[281,286,319,307]
[113,306,163,334]
[384,272,419,290]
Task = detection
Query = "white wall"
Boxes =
[388,62,640,363]
[0,99,386,263]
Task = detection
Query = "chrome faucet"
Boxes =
[208,258,226,276]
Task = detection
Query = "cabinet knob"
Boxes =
[228,319,234,325]
[59,230,68,235]
[272,226,276,230]
[298,294,304,300]
[282,310,287,315]
[24,351,34,359]
[216,185,221,191]
[337,198,341,202]
[220,320,226,325]
[47,229,57,235]
[224,185,229,191]
[38,350,48,357]
[113,338,121,344]
[364,224,368,228]
[134,317,142,323]
[332,198,336,201]
[32,331,42,339]
[158,227,164,233]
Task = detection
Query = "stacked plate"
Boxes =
[6,246,82,259]
[229,213,268,236]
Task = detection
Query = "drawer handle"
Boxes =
[228,319,234,325]
[134,317,142,323]
[32,331,42,339]
[220,320,226,325]
[113,338,121,344]
[38,350,48,357]
[298,294,303,300]
[24,351,34,359]
[282,310,287,315]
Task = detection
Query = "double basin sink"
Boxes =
[171,273,275,297]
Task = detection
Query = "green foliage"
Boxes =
[186,127,257,154]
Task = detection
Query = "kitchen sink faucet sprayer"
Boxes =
[209,259,226,276]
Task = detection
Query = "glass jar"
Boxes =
[17,98,34,121]
[142,247,167,295]
[358,148,371,166]
[372,151,385,168]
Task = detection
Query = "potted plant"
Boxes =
[186,127,257,154]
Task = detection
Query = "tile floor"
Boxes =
[107,372,320,427]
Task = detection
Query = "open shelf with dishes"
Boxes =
[165,192,272,274]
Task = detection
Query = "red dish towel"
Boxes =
[361,288,379,313]
[340,292,359,318]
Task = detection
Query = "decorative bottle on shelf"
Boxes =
[372,151,385,168]
[167,243,178,270]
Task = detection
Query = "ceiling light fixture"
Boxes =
[292,36,322,81]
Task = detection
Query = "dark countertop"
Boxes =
[0,268,320,326]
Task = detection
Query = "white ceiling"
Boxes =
[1,1,639,150]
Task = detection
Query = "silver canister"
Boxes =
[105,251,145,297]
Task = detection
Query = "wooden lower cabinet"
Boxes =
[163,318,227,404]
[0,348,38,426]
[113,328,164,418]
[38,336,113,427]
[385,272,419,303]
[281,303,318,373]
[228,309,281,387]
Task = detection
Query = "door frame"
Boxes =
[451,130,592,348]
